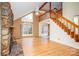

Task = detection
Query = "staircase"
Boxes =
[50,10,79,42]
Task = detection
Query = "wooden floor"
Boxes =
[16,37,79,56]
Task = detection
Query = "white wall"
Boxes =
[63,2,79,22]
[39,18,79,49]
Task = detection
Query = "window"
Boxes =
[21,13,33,36]
[22,13,33,22]
[22,23,33,36]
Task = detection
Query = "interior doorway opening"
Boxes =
[41,23,50,39]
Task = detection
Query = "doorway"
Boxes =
[41,23,50,39]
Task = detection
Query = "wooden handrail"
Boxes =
[61,16,79,29]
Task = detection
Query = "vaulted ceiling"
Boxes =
[10,2,44,20]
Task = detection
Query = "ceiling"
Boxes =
[10,2,44,20]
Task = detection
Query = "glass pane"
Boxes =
[22,13,33,22]
[22,23,32,36]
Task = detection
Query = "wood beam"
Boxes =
[39,2,48,10]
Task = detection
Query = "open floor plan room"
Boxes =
[0,2,79,56]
